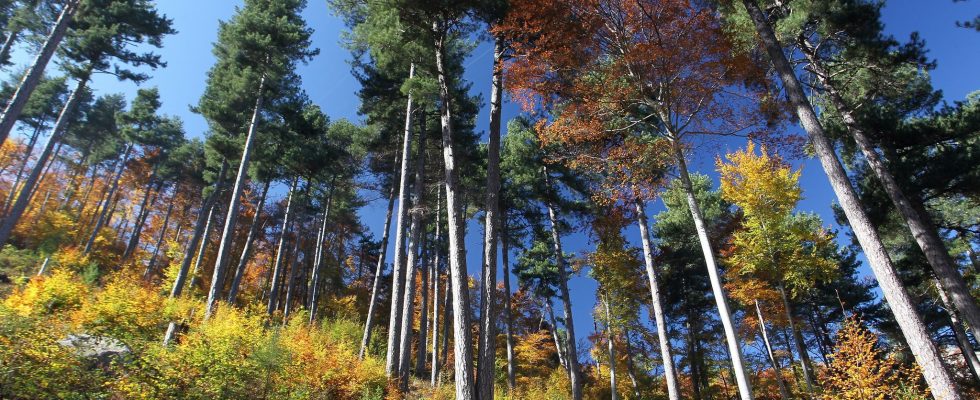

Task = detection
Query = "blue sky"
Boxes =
[6,0,979,351]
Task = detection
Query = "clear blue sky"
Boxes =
[6,0,979,351]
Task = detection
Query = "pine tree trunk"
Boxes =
[434,31,476,400]
[672,141,753,400]
[476,37,504,400]
[799,38,980,345]
[124,177,161,260]
[266,177,297,316]
[205,76,266,319]
[228,180,270,303]
[742,2,962,398]
[603,296,619,400]
[544,189,582,400]
[0,0,78,145]
[397,122,427,388]
[933,278,980,383]
[386,63,416,377]
[545,300,568,371]
[778,285,816,395]
[501,212,516,392]
[2,124,43,216]
[623,332,641,399]
[0,76,86,245]
[430,184,443,385]
[282,228,303,320]
[72,164,100,215]
[756,300,791,400]
[145,189,176,279]
[634,198,681,400]
[0,28,18,66]
[360,181,396,359]
[416,231,431,375]
[308,184,335,323]
[83,142,131,254]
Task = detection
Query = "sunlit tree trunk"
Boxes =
[756,300,791,400]
[933,277,980,383]
[501,212,516,392]
[360,181,396,359]
[397,122,427,389]
[434,30,475,399]
[603,295,618,400]
[634,198,681,400]
[124,175,162,260]
[0,0,79,145]
[386,63,416,376]
[205,76,266,319]
[778,285,815,395]
[266,177,297,315]
[84,141,132,254]
[228,180,270,303]
[742,2,962,398]
[430,184,443,385]
[416,231,431,375]
[145,189,177,279]
[308,184,334,323]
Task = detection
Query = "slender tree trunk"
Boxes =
[84,141,132,254]
[0,76,86,245]
[124,177,161,260]
[386,63,416,377]
[308,184,335,323]
[435,31,476,399]
[360,181,397,359]
[475,37,504,400]
[542,167,581,400]
[742,2,962,398]
[0,28,18,66]
[228,180,270,303]
[266,178,297,316]
[0,0,79,146]
[670,141,753,400]
[799,38,980,345]
[170,163,226,299]
[623,332,641,399]
[603,295,619,400]
[145,189,177,279]
[778,285,816,395]
[397,123,427,389]
[416,231,431,375]
[2,124,43,216]
[934,278,980,383]
[205,76,266,319]
[430,185,443,385]
[756,300,791,400]
[72,164,100,215]
[545,300,568,371]
[634,198,681,400]
[282,228,303,321]
[501,212,516,392]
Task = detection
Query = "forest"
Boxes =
[0,0,977,399]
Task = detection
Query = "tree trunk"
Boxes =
[124,176,161,260]
[2,123,44,216]
[397,121,427,388]
[0,76,85,245]
[205,76,266,319]
[742,2,962,398]
[416,231,431,375]
[84,141,132,254]
[386,63,416,377]
[501,212,516,392]
[476,37,504,400]
[0,0,79,145]
[634,198,681,400]
[308,183,335,323]
[603,296,619,400]
[145,188,176,279]
[756,300,791,400]
[266,177,297,316]
[282,227,303,321]
[360,181,397,359]
[934,278,980,383]
[799,37,980,345]
[0,28,18,66]
[778,285,816,396]
[430,184,443,385]
[434,31,476,400]
[623,332,641,399]
[170,161,227,299]
[228,180,270,303]
[545,300,568,371]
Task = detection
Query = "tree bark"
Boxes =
[634,198,681,400]
[84,141,132,254]
[205,76,266,319]
[501,212,516,392]
[778,285,816,396]
[416,230,431,375]
[0,0,79,145]
[543,177,581,400]
[266,177,297,315]
[0,28,18,66]
[2,123,44,216]
[0,76,85,245]
[124,176,162,260]
[359,181,396,359]
[434,31,476,400]
[228,180,270,303]
[545,300,568,371]
[386,63,416,377]
[934,278,980,383]
[742,2,962,398]
[603,295,619,400]
[756,300,791,400]
[308,183,335,323]
[397,120,427,389]
[476,36,504,400]
[799,37,980,345]
[430,184,443,385]
[145,188,176,279]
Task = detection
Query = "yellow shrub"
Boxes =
[3,269,89,316]
[76,271,169,341]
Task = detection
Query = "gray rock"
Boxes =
[58,333,131,368]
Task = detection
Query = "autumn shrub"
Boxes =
[3,269,89,317]
[821,317,929,400]
[76,270,169,343]
[0,245,39,291]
